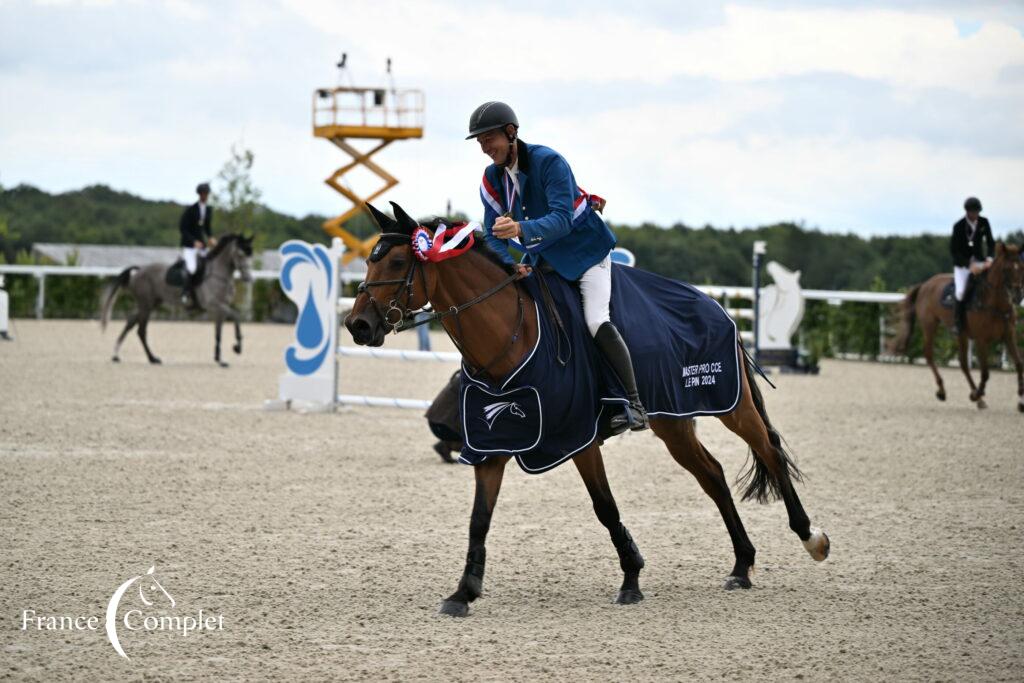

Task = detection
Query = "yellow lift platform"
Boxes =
[313,84,424,259]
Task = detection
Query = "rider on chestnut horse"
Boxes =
[467,101,648,434]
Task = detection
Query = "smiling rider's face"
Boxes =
[477,127,514,166]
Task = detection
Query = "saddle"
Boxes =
[166,256,206,288]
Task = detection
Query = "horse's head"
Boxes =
[994,242,1024,304]
[345,202,430,346]
[231,233,255,282]
[208,233,254,282]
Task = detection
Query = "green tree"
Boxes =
[214,145,262,239]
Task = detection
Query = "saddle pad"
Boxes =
[940,280,980,309]
[458,264,741,474]
[165,260,187,287]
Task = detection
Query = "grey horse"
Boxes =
[100,234,254,366]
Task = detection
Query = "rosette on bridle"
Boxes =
[411,222,478,262]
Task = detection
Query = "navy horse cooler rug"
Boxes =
[459,264,741,473]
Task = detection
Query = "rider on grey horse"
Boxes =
[950,196,995,333]
[180,182,217,310]
[468,101,648,433]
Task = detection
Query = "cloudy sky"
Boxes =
[1,0,1023,237]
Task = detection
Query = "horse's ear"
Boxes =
[364,202,397,232]
[389,201,419,235]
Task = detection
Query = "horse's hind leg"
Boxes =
[650,417,756,590]
[720,358,829,562]
[137,315,160,364]
[922,320,945,401]
[573,444,645,604]
[112,314,138,362]
[439,455,509,617]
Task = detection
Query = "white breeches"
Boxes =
[579,254,612,337]
[182,247,204,275]
[953,265,971,301]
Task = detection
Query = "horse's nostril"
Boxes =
[348,318,372,344]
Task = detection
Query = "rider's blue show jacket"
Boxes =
[479,140,616,281]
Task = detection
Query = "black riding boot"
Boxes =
[594,322,648,433]
[181,272,202,311]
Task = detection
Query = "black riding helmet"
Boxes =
[196,182,211,195]
[964,196,982,212]
[466,101,518,140]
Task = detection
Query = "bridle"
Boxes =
[356,232,526,377]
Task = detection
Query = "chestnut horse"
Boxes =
[345,202,830,617]
[891,242,1024,411]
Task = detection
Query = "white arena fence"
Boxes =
[2,261,1013,412]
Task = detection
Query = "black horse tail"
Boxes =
[888,283,921,355]
[100,267,135,331]
[735,347,803,504]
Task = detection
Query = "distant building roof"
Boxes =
[31,243,367,275]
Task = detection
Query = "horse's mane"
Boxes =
[421,218,517,275]
[206,233,241,259]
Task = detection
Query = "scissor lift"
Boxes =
[313,86,424,249]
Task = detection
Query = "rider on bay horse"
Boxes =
[467,101,648,432]
[951,196,995,333]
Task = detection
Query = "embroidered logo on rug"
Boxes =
[481,401,526,430]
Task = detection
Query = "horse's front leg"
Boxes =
[1005,325,1024,412]
[231,309,243,355]
[974,339,991,409]
[957,336,980,402]
[440,455,509,617]
[213,310,227,367]
[573,444,645,604]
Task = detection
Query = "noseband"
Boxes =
[356,234,426,333]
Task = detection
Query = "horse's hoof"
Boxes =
[433,442,456,464]
[218,361,229,368]
[803,527,830,561]
[438,600,469,617]
[615,589,644,605]
[111,356,120,363]
[970,391,980,402]
[723,575,752,591]
[233,343,242,355]
[1017,399,1024,413]
[977,399,987,410]
[149,357,162,365]
[935,390,945,401]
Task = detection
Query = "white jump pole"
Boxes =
[337,346,461,363]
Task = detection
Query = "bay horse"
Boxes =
[890,242,1023,411]
[345,203,830,616]
[100,234,254,367]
